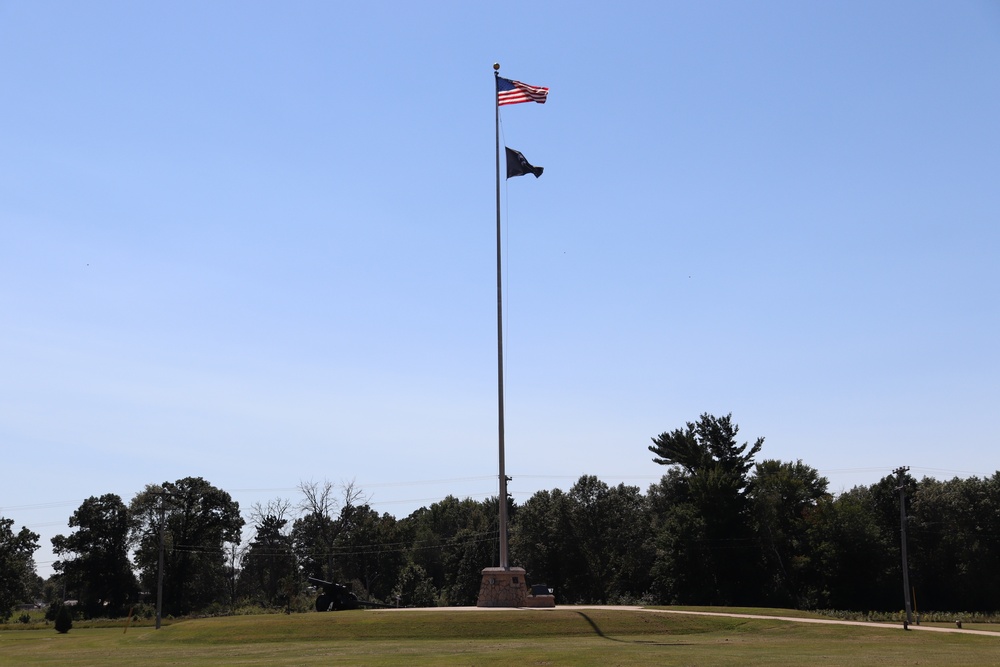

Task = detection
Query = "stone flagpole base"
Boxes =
[476,567,527,607]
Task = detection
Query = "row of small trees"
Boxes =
[2,413,999,620]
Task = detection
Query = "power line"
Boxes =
[169,530,501,560]
[0,500,83,512]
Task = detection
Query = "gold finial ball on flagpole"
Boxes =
[493,63,500,71]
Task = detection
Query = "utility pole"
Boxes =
[156,496,166,630]
[893,466,913,627]
[150,489,177,630]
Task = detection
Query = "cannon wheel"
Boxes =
[316,594,331,612]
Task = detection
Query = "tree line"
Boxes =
[2,413,999,621]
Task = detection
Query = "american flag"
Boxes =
[497,77,549,106]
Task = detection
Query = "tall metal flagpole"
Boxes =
[493,62,509,570]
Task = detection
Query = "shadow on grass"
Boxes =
[574,612,693,646]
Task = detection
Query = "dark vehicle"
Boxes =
[308,577,393,612]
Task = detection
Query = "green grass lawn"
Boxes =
[2,608,998,667]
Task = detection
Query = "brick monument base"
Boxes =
[476,567,528,607]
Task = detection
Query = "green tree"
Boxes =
[239,499,298,608]
[401,495,496,599]
[807,485,896,609]
[436,497,498,605]
[130,477,244,615]
[24,572,43,604]
[441,522,496,605]
[909,474,1000,612]
[291,479,378,587]
[512,477,653,604]
[567,477,652,603]
[333,503,406,602]
[648,413,763,605]
[291,479,339,581]
[51,494,137,617]
[510,488,573,596]
[0,517,40,621]
[292,511,338,581]
[54,604,73,633]
[393,561,437,607]
[649,413,762,483]
[749,460,829,608]
[649,507,709,604]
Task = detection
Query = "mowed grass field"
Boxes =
[2,607,998,667]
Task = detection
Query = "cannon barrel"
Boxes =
[308,577,359,611]
[308,577,394,611]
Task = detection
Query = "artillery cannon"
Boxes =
[308,577,393,611]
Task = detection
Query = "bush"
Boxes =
[54,606,72,634]
[124,603,156,620]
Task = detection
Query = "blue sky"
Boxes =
[2,1,998,577]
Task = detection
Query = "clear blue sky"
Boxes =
[2,1,998,577]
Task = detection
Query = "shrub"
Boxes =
[54,606,72,634]
[130,603,155,620]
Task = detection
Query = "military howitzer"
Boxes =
[308,577,393,611]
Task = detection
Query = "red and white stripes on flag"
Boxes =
[496,77,549,106]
